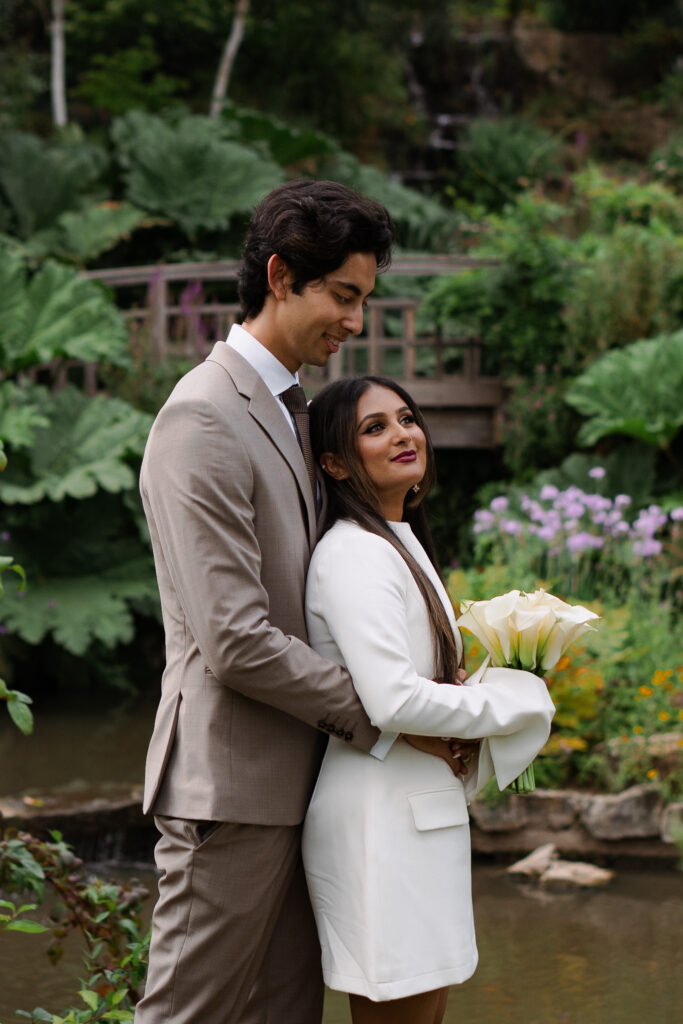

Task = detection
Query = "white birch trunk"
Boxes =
[209,0,250,119]
[51,0,68,127]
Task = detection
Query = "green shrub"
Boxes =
[454,117,563,212]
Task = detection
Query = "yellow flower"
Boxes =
[647,769,658,779]
[658,711,670,721]
[639,686,653,697]
[633,726,643,734]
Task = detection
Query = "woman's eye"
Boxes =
[401,415,415,425]
[365,422,383,434]
[336,293,351,304]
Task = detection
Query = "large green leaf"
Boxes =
[22,202,153,265]
[566,329,683,448]
[220,104,338,167]
[0,251,130,372]
[319,151,458,251]
[112,111,285,235]
[0,386,152,504]
[0,556,158,655]
[0,381,50,449]
[0,131,108,239]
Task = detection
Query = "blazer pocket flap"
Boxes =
[408,787,469,831]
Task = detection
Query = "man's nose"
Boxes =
[342,303,365,336]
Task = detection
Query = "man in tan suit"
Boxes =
[134,180,397,1023]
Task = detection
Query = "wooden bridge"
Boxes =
[83,256,505,449]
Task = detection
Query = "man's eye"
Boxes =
[336,294,352,304]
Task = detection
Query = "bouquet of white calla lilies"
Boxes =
[456,589,599,792]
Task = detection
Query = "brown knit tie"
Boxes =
[280,385,317,500]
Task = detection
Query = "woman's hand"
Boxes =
[403,734,480,778]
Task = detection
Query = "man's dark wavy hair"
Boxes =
[238,179,396,320]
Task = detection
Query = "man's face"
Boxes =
[271,252,377,373]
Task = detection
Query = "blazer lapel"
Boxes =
[206,342,317,546]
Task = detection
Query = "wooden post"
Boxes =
[147,270,168,363]
[368,306,381,375]
[403,306,416,380]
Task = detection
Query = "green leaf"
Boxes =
[5,918,48,933]
[78,989,99,1012]
[24,202,154,265]
[7,698,34,735]
[0,379,51,449]
[566,329,683,448]
[0,131,107,239]
[0,555,157,654]
[0,387,152,505]
[0,251,131,373]
[112,111,285,236]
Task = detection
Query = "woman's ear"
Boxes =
[320,452,350,480]
[267,253,293,301]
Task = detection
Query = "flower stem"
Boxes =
[508,761,536,794]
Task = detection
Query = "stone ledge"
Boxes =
[1,782,680,865]
[469,785,681,863]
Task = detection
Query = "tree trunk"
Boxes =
[51,0,68,127]
[209,0,250,119]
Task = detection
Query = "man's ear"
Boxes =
[267,254,293,301]
[320,452,350,480]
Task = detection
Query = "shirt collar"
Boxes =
[225,323,299,398]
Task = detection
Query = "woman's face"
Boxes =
[353,383,427,521]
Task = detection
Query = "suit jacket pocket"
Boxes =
[408,787,469,831]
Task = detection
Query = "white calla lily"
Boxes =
[456,588,599,793]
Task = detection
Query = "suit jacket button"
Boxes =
[334,727,345,737]
[344,731,353,742]
[326,724,335,733]
[317,720,327,729]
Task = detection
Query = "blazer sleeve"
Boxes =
[308,528,555,789]
[141,394,380,753]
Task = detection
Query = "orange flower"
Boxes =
[647,769,658,779]
[556,655,571,672]
[639,685,653,697]
[633,726,643,734]
[652,669,673,686]
[658,711,670,722]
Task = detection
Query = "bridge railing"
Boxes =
[79,255,497,391]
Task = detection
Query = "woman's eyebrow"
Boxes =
[357,406,410,428]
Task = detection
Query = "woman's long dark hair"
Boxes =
[309,375,462,684]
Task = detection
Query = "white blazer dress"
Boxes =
[302,520,555,1001]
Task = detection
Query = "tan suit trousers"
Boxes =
[134,816,323,1024]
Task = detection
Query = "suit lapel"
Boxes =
[206,342,317,547]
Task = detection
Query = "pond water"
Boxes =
[1,696,682,1023]
[0,863,681,1024]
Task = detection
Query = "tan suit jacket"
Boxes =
[139,341,379,825]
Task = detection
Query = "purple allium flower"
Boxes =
[501,519,523,535]
[0,531,9,542]
[567,532,605,554]
[537,526,557,542]
[540,485,559,501]
[490,496,509,513]
[588,466,606,479]
[564,501,586,519]
[615,495,632,508]
[633,538,662,558]
[670,507,683,521]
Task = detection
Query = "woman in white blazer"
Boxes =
[302,376,555,1024]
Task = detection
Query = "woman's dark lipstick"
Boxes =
[391,451,417,462]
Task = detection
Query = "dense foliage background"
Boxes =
[0,0,681,794]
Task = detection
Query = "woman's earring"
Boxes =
[412,483,420,494]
